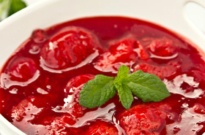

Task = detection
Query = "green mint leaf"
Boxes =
[114,65,133,109]
[79,75,116,108]
[79,65,170,110]
[8,0,27,16]
[115,83,133,109]
[114,65,130,82]
[127,70,170,102]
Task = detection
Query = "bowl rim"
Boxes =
[0,0,205,134]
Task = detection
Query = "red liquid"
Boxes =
[0,17,205,135]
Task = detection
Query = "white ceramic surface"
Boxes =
[24,0,41,5]
[0,0,205,134]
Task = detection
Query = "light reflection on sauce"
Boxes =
[164,74,204,98]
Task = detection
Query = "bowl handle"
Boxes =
[190,0,205,7]
[169,0,205,51]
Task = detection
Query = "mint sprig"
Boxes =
[79,65,170,109]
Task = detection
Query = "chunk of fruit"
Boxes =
[134,61,181,79]
[54,74,94,118]
[85,120,118,135]
[120,103,171,135]
[65,74,95,93]
[190,65,205,83]
[11,97,42,122]
[42,115,80,135]
[65,74,94,101]
[31,29,48,44]
[94,36,148,73]
[5,57,38,82]
[142,37,176,57]
[65,74,94,117]
[193,103,205,114]
[40,26,101,69]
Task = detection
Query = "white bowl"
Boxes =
[1,0,205,134]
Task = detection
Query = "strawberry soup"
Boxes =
[0,17,205,135]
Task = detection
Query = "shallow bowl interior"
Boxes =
[0,0,205,134]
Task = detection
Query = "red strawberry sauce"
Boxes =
[1,17,205,135]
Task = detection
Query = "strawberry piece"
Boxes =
[11,97,80,134]
[120,103,171,135]
[55,74,94,118]
[142,37,176,57]
[11,99,30,122]
[65,74,94,101]
[134,61,181,79]
[41,115,80,135]
[5,57,38,82]
[42,74,95,134]
[193,103,205,114]
[190,64,205,83]
[40,26,101,69]
[41,74,94,135]
[31,29,48,44]
[10,97,42,122]
[65,74,95,93]
[85,120,118,135]
[65,74,94,117]
[94,36,149,73]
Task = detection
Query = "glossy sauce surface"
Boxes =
[1,17,205,135]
